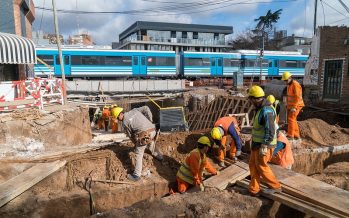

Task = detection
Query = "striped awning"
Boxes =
[0,32,36,64]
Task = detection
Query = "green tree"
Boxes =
[254,9,283,32]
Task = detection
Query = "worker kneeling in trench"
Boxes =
[112,106,164,182]
[176,136,219,193]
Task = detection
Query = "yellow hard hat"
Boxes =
[197,136,211,147]
[248,85,265,98]
[103,105,110,109]
[266,95,276,104]
[211,127,222,141]
[111,107,123,118]
[282,72,292,81]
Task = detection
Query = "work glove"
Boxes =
[199,183,205,192]
[290,108,296,113]
[215,171,220,176]
[236,150,242,157]
[259,144,268,157]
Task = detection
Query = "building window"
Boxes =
[171,31,176,38]
[182,31,187,39]
[214,33,219,40]
[193,32,198,39]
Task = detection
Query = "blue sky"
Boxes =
[32,0,349,44]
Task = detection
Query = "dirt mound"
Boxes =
[311,162,349,191]
[299,118,349,147]
[93,189,261,218]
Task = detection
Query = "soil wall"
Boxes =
[0,105,92,155]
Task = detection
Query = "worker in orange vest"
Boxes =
[110,104,119,133]
[281,72,304,141]
[176,136,218,193]
[211,116,243,167]
[95,109,104,130]
[269,131,294,170]
[101,105,111,132]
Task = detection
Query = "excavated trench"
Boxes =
[0,102,348,217]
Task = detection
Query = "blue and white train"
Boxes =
[34,48,308,79]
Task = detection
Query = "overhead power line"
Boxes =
[34,0,297,16]
[322,0,349,21]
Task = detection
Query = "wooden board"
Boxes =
[270,165,349,217]
[204,161,249,190]
[0,160,66,208]
[236,179,346,218]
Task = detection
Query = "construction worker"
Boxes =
[269,130,294,170]
[281,72,304,140]
[95,109,104,130]
[248,85,281,196]
[113,106,163,181]
[211,116,243,167]
[101,105,111,132]
[110,104,119,133]
[266,95,280,124]
[176,136,218,193]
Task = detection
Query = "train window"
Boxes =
[298,61,306,68]
[133,56,138,65]
[185,58,210,66]
[268,61,273,67]
[37,55,54,65]
[55,56,69,65]
[246,60,256,67]
[71,56,81,65]
[217,58,222,67]
[224,59,240,67]
[147,57,175,66]
[211,59,216,66]
[71,56,101,65]
[141,57,146,65]
[81,56,101,65]
[285,61,298,68]
[104,56,132,66]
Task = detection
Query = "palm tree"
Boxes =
[254,9,282,83]
[255,9,282,31]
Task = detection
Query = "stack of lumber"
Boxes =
[203,161,250,190]
[236,164,349,218]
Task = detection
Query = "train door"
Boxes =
[132,56,147,76]
[216,58,223,76]
[210,57,223,76]
[268,59,278,76]
[54,55,71,76]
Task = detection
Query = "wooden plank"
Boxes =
[236,180,345,218]
[270,165,349,217]
[0,160,66,208]
[203,161,249,190]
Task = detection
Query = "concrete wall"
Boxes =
[65,80,185,94]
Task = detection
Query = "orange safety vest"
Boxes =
[287,80,304,109]
[270,132,294,168]
[102,109,110,120]
[214,116,240,136]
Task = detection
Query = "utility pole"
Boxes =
[259,30,264,84]
[313,0,318,35]
[52,0,67,103]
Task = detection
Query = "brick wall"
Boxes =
[318,26,349,104]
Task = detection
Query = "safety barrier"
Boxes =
[0,78,64,111]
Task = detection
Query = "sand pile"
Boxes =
[299,118,349,147]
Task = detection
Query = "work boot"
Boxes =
[263,188,282,195]
[154,154,164,161]
[286,136,294,141]
[218,162,226,168]
[250,192,260,197]
[127,174,140,182]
